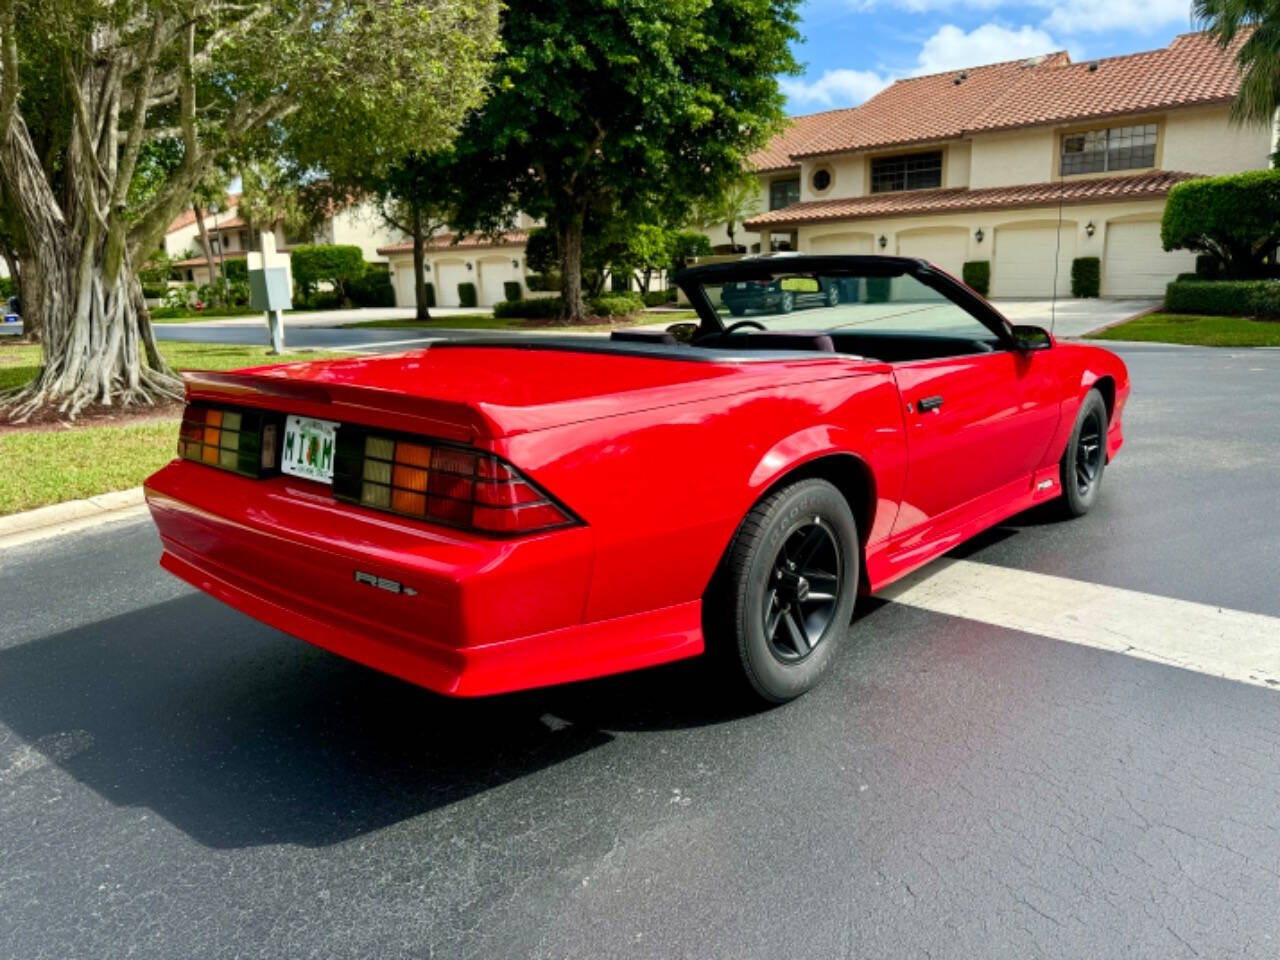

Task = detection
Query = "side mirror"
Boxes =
[666,321,699,344]
[1012,324,1052,352]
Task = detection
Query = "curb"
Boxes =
[0,487,148,551]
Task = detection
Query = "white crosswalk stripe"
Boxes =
[879,558,1280,689]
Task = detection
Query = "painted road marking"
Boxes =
[879,558,1280,690]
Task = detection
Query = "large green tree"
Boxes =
[450,0,801,322]
[0,0,498,419]
[1196,0,1280,126]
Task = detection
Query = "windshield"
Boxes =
[702,270,999,343]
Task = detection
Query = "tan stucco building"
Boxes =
[730,32,1278,298]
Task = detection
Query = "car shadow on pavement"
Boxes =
[0,593,757,850]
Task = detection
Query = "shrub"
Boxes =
[1194,254,1223,280]
[1174,273,1201,283]
[1165,279,1280,319]
[1161,170,1280,278]
[457,281,478,308]
[223,258,249,282]
[865,276,892,303]
[493,296,564,319]
[349,268,395,308]
[1071,257,1100,298]
[503,280,522,302]
[424,281,436,309]
[290,243,365,300]
[142,283,168,300]
[307,291,344,310]
[590,292,644,317]
[962,260,990,296]
[643,289,676,307]
[525,272,561,292]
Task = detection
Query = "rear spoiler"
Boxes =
[181,370,500,443]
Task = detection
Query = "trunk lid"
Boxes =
[184,342,861,440]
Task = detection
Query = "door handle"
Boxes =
[918,395,944,413]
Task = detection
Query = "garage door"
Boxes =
[478,259,509,306]
[992,223,1076,298]
[1102,220,1195,296]
[434,261,468,307]
[808,232,873,255]
[896,229,968,279]
[394,265,417,308]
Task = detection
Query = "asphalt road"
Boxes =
[3,343,1280,958]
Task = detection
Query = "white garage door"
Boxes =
[394,265,417,308]
[896,229,968,279]
[478,260,509,306]
[992,223,1076,298]
[1102,220,1195,296]
[434,261,468,307]
[808,232,873,255]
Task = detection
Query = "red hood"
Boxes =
[185,344,868,440]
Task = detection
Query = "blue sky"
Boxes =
[781,0,1200,114]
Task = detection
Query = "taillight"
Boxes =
[332,428,576,535]
[178,404,278,477]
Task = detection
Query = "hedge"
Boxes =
[1165,280,1280,319]
[424,281,435,308]
[1161,170,1280,278]
[865,276,892,303]
[525,272,560,292]
[962,260,990,296]
[142,283,169,300]
[643,289,677,307]
[291,243,364,300]
[589,292,644,317]
[1071,257,1100,298]
[349,268,395,308]
[503,280,522,302]
[493,296,563,319]
[457,282,477,308]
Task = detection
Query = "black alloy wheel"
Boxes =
[1060,388,1109,517]
[777,291,795,314]
[708,478,859,703]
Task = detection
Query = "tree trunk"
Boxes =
[192,203,219,291]
[1,245,18,299]
[558,211,586,323]
[411,205,431,321]
[16,252,41,342]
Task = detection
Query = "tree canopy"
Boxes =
[0,0,499,417]
[1195,0,1280,126]
[448,0,801,320]
[1161,169,1280,277]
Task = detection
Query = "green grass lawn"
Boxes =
[1087,313,1280,347]
[0,342,354,516]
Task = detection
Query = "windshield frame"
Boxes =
[673,254,1016,349]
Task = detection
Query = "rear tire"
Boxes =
[1060,389,1108,517]
[708,479,858,703]
[776,291,795,314]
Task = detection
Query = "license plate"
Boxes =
[281,415,339,483]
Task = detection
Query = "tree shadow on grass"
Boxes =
[0,592,756,850]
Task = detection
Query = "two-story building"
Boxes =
[738,31,1277,297]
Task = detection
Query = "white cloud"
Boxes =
[913,23,1062,74]
[1042,0,1194,34]
[779,68,892,108]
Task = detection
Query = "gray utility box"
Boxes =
[249,267,292,312]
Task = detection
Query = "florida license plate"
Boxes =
[281,415,339,483]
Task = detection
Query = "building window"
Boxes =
[769,178,800,210]
[870,151,943,193]
[209,238,221,255]
[239,230,250,251]
[811,168,832,192]
[1061,123,1157,175]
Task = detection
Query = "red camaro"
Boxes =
[145,255,1129,702]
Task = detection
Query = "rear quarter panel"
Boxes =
[498,365,907,623]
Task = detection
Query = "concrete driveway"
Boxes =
[991,298,1157,339]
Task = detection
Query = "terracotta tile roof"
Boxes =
[211,216,247,230]
[165,194,240,234]
[376,230,528,256]
[749,111,849,172]
[744,170,1198,229]
[765,30,1246,162]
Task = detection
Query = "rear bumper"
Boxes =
[145,461,703,696]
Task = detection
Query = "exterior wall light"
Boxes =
[1085,221,1096,237]
[878,235,887,250]
[974,227,984,243]
[512,259,520,269]
[466,262,473,271]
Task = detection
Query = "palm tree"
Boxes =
[1195,0,1280,127]
[716,179,763,253]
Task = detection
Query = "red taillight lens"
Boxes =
[332,429,575,535]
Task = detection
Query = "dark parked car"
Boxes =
[720,276,841,315]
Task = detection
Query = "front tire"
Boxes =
[710,479,858,703]
[776,291,795,314]
[1060,389,1108,517]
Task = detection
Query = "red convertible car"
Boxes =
[145,255,1128,703]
